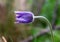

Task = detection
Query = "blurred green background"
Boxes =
[0,0,60,42]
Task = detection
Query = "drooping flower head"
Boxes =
[14,11,34,23]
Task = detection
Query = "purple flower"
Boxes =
[15,11,34,23]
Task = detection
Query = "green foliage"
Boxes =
[56,3,60,25]
[53,30,60,42]
[40,0,56,22]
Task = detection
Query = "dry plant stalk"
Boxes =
[2,36,7,42]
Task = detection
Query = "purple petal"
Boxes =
[15,11,34,23]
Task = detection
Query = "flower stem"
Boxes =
[34,16,54,42]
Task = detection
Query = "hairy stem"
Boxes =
[33,16,54,42]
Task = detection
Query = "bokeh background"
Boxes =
[0,0,60,42]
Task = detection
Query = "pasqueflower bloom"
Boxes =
[15,11,34,23]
